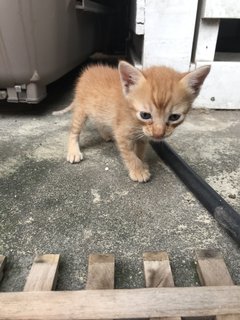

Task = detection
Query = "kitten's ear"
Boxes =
[118,61,145,95]
[181,65,211,95]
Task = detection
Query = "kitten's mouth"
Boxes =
[150,132,173,141]
[150,136,165,142]
[143,132,165,141]
[143,131,171,141]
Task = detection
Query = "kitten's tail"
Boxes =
[52,102,74,116]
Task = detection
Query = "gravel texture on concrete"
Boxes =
[0,67,240,292]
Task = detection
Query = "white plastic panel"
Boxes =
[142,0,198,71]
[194,61,240,109]
[0,0,98,88]
[202,0,240,19]
[130,0,145,35]
[194,19,220,62]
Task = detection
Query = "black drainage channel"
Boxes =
[151,140,240,244]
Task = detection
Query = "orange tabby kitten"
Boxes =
[61,61,210,182]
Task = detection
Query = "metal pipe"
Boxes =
[151,140,240,244]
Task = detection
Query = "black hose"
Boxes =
[151,140,240,244]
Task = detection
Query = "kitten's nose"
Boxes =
[153,126,165,139]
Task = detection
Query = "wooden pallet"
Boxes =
[0,250,239,320]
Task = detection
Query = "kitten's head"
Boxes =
[118,61,210,140]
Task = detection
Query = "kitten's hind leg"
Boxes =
[67,108,87,163]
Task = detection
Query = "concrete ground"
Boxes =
[0,67,240,293]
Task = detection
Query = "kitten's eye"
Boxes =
[168,114,181,122]
[140,112,152,120]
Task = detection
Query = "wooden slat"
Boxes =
[86,254,114,290]
[196,249,233,286]
[196,249,239,320]
[24,254,60,291]
[0,286,240,319]
[143,252,181,320]
[215,316,240,320]
[86,254,115,320]
[0,256,7,282]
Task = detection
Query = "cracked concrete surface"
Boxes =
[0,69,240,292]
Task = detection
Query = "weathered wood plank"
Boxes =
[143,252,180,320]
[216,316,240,320]
[196,249,239,320]
[24,254,60,291]
[86,254,115,320]
[0,255,6,282]
[196,249,233,286]
[86,254,114,290]
[0,286,240,319]
[144,252,175,287]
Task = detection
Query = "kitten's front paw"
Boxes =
[129,167,151,183]
[67,151,83,163]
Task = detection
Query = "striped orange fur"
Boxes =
[65,61,210,182]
